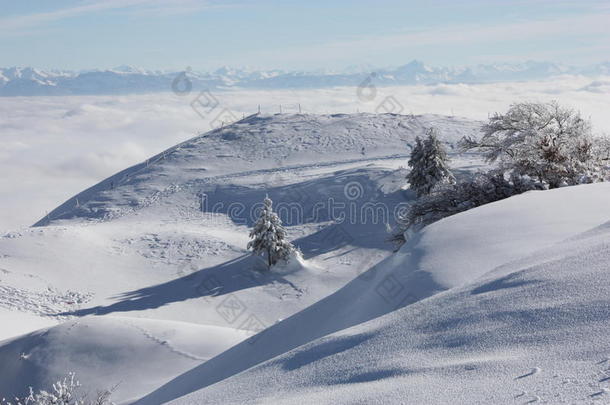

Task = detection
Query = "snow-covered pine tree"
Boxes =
[247,196,295,269]
[406,136,425,196]
[406,128,454,197]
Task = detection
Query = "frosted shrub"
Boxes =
[392,171,543,245]
[1,373,113,405]
[460,101,608,188]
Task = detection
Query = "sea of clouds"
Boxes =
[1,74,609,230]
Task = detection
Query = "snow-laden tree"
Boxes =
[248,196,295,269]
[406,128,455,197]
[391,171,543,245]
[461,101,607,188]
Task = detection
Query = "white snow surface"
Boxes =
[1,113,482,402]
[137,183,610,405]
[0,316,250,402]
[2,112,609,404]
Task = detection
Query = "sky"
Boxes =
[0,0,609,71]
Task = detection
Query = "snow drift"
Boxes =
[136,183,610,404]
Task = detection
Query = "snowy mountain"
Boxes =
[1,60,609,96]
[1,113,609,404]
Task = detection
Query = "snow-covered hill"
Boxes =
[1,61,609,96]
[32,113,479,226]
[2,112,608,404]
[0,113,482,402]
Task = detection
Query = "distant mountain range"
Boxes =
[1,60,609,96]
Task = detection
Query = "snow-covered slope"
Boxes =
[6,111,607,404]
[0,113,483,402]
[33,113,477,226]
[141,183,610,405]
[0,316,250,402]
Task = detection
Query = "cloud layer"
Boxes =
[1,75,608,230]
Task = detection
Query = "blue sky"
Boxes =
[0,0,608,71]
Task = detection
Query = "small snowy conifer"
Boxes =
[247,196,294,269]
[406,128,455,197]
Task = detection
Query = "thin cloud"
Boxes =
[0,0,216,35]
[242,11,610,66]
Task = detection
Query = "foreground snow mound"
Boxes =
[136,183,610,404]
[0,316,250,403]
[173,217,610,404]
